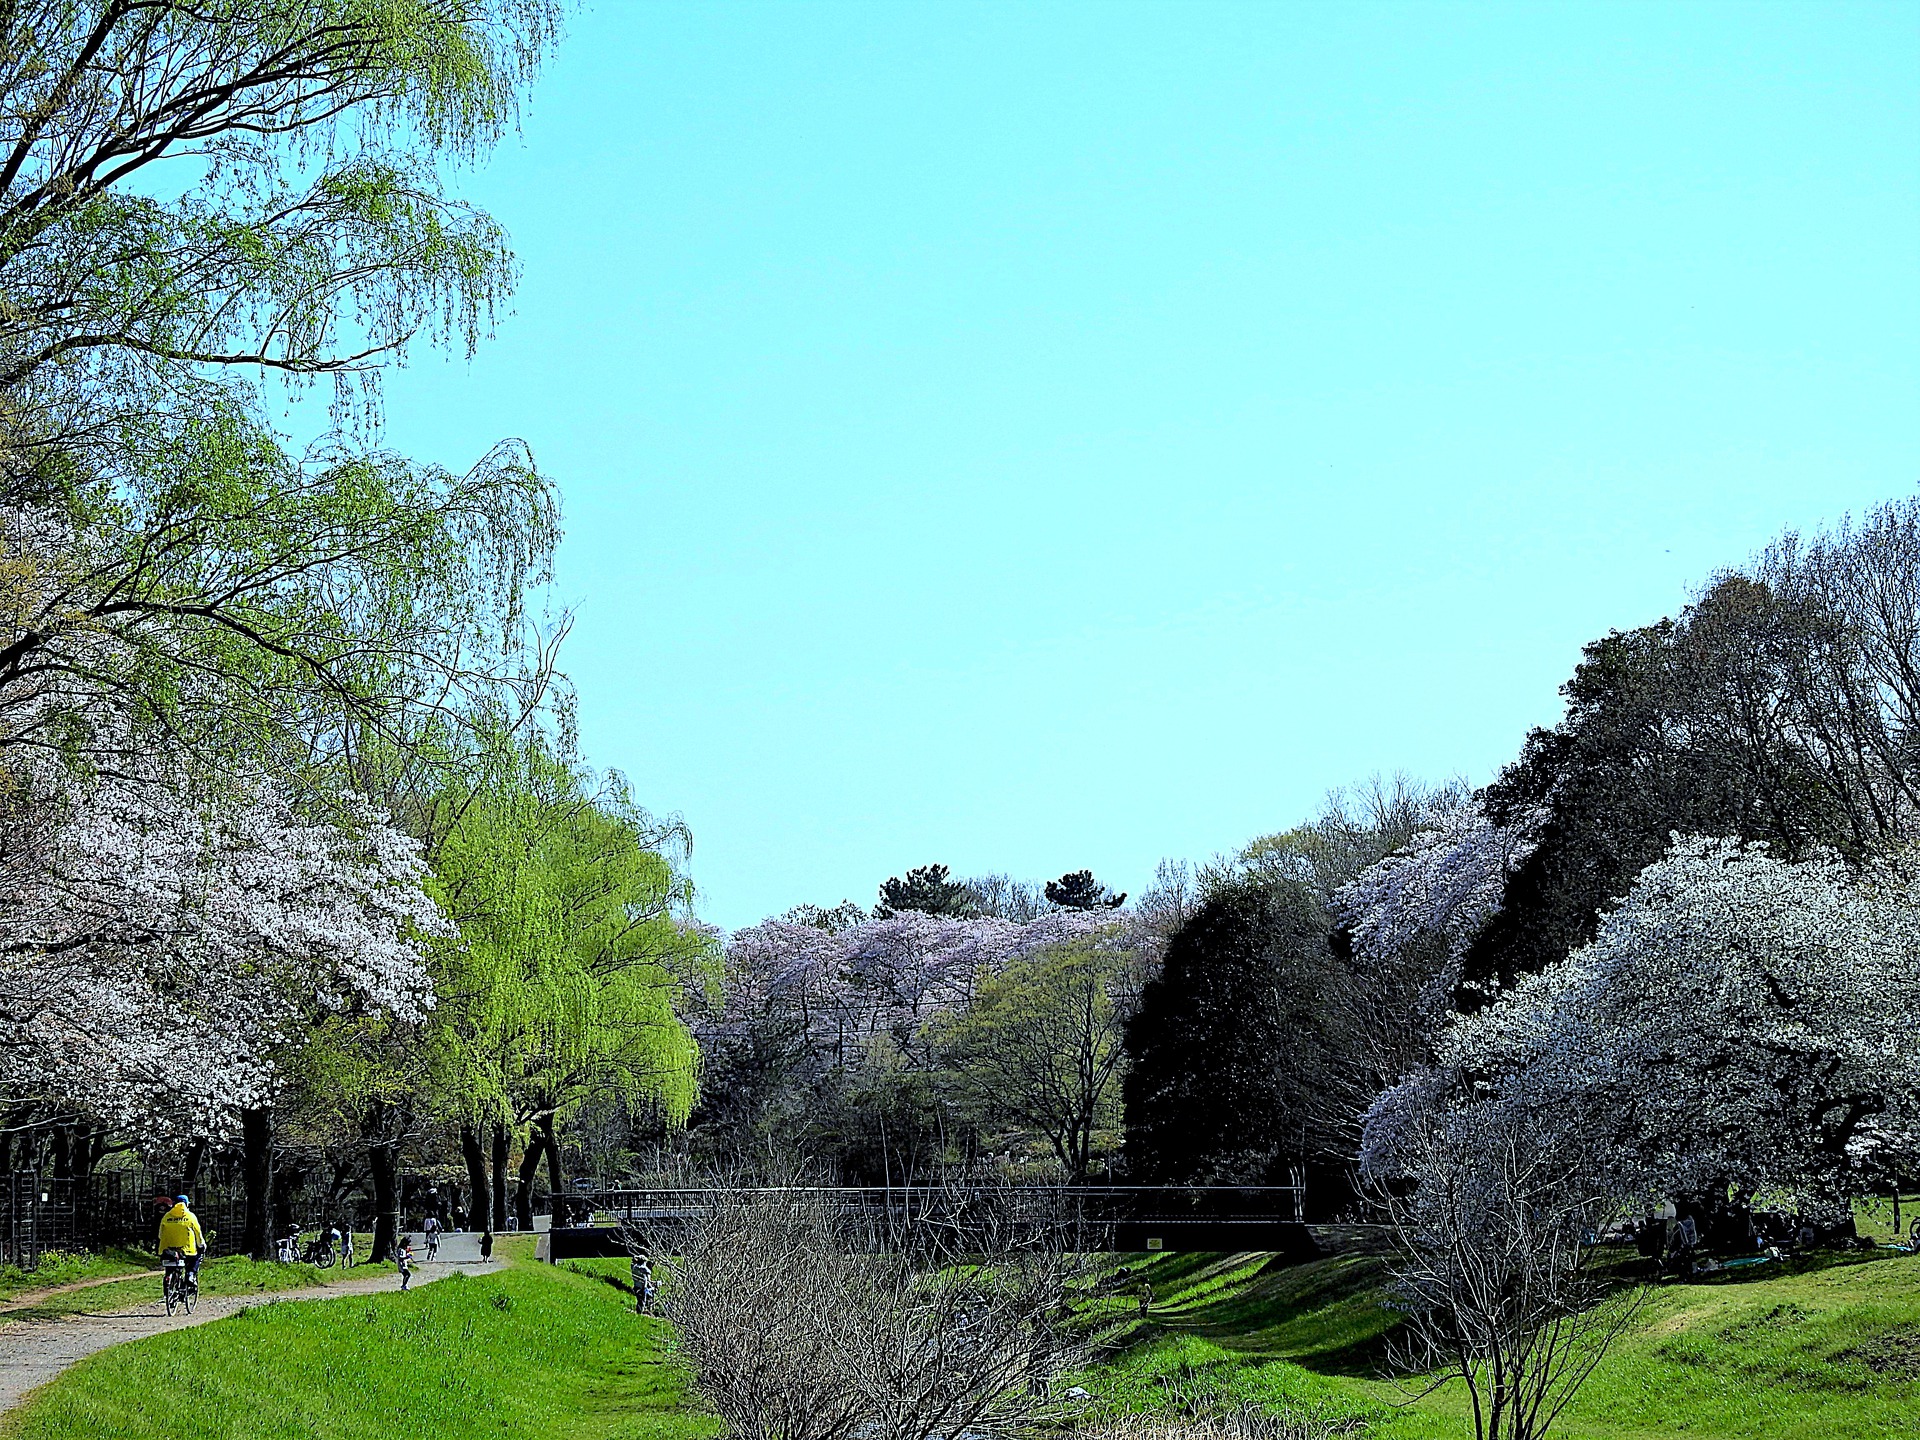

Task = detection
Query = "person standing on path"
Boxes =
[396,1236,416,1291]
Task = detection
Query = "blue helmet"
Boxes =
[174,1194,189,1204]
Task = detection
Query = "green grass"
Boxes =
[0,1253,353,1322]
[1854,1195,1919,1245]
[0,1248,156,1305]
[1,1260,717,1440]
[1075,1247,1920,1439]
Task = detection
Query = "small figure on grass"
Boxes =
[397,1235,416,1291]
[1138,1281,1153,1320]
[631,1253,654,1315]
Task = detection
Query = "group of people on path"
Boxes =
[158,1195,438,1294]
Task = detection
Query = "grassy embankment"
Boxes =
[1078,1244,1920,1439]
[10,1227,1918,1439]
[1,1247,715,1440]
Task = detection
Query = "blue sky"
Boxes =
[364,1,1920,928]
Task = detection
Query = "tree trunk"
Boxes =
[491,1123,510,1231]
[461,1125,491,1238]
[513,1127,544,1233]
[369,1142,400,1262]
[241,1106,273,1261]
[180,1138,207,1193]
[270,1157,301,1244]
[540,1112,565,1225]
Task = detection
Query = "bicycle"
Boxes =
[161,1247,197,1316]
[298,1236,338,1269]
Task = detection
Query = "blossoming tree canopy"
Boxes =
[0,759,446,1141]
[1370,835,1920,1208]
[1335,793,1540,981]
[711,907,1132,1069]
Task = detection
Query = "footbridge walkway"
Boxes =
[544,1184,1319,1259]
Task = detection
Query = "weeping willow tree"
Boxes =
[0,0,570,773]
[430,738,709,1239]
[0,1,579,1253]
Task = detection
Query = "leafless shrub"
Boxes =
[646,1182,1090,1440]
[1364,1086,1644,1440]
[1074,1409,1370,1440]
[1088,1359,1372,1440]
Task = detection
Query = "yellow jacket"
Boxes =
[158,1202,206,1256]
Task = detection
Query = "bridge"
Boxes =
[544,1184,1320,1259]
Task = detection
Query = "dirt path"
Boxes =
[0,1255,501,1417]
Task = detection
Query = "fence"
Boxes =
[0,1170,366,1272]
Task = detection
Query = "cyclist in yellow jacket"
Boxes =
[158,1194,207,1286]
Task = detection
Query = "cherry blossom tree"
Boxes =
[0,754,445,1226]
[1370,835,1920,1223]
[1338,794,1540,985]
[1332,793,1542,1096]
[696,907,1131,1175]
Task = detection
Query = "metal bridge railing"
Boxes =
[573,1184,1307,1228]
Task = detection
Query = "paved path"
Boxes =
[0,1248,501,1417]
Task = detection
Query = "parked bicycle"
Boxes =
[160,1247,197,1316]
[298,1234,337,1268]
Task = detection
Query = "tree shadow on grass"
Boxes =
[1147,1252,1406,1378]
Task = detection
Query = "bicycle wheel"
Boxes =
[319,1250,336,1269]
[163,1276,179,1316]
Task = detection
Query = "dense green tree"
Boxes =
[1121,876,1341,1186]
[1464,577,1832,995]
[874,863,978,918]
[1043,870,1126,910]
[0,0,565,778]
[934,937,1136,1182]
